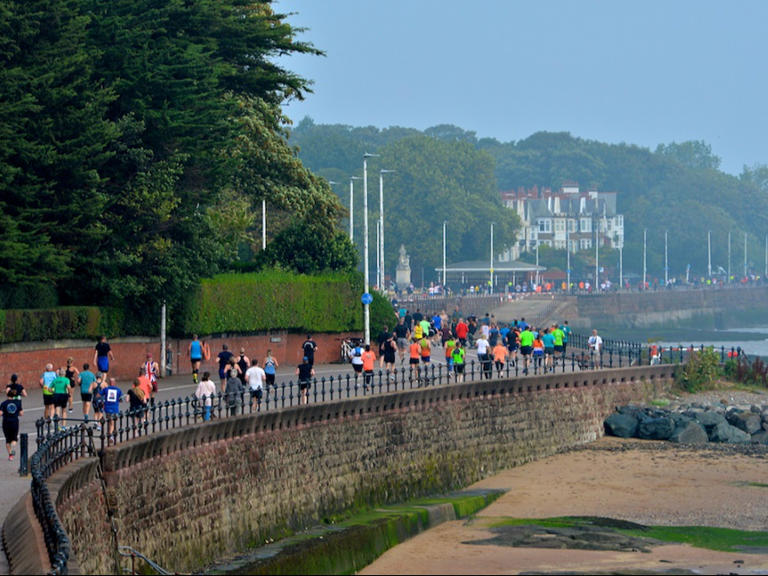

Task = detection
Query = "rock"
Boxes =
[694,411,727,432]
[636,414,675,440]
[669,421,708,444]
[750,430,768,445]
[708,421,751,443]
[726,409,762,435]
[604,413,638,438]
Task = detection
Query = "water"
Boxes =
[624,326,768,358]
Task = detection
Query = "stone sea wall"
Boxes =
[52,366,674,574]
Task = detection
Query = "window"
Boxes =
[580,218,591,233]
[554,219,565,232]
[538,219,552,233]
[580,238,592,250]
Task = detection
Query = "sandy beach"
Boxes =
[362,434,768,575]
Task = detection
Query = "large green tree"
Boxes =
[0,0,350,320]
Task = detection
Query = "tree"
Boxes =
[655,140,721,171]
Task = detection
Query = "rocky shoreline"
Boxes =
[605,389,768,445]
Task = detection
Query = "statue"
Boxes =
[396,244,411,287]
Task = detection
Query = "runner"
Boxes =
[78,363,96,419]
[189,334,204,384]
[144,353,160,406]
[263,349,279,390]
[39,363,56,420]
[93,335,114,376]
[0,390,22,461]
[518,325,535,375]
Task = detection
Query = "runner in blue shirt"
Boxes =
[102,378,123,441]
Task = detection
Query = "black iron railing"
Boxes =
[28,334,745,575]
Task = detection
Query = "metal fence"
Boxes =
[27,334,745,575]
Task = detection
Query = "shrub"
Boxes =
[675,347,722,392]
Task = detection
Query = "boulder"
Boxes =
[694,410,727,432]
[708,421,751,443]
[726,409,762,435]
[636,414,675,440]
[669,421,708,444]
[604,412,638,438]
[750,430,768,445]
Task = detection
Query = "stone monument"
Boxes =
[395,244,411,287]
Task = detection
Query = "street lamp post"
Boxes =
[442,221,447,288]
[642,228,647,289]
[566,221,571,292]
[728,231,732,281]
[489,223,494,294]
[349,176,361,242]
[262,199,266,250]
[744,231,748,278]
[362,153,378,345]
[379,169,395,292]
[707,230,712,277]
[664,230,668,286]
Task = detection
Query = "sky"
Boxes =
[275,0,768,176]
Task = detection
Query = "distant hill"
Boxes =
[289,119,768,284]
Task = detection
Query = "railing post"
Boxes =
[18,433,28,476]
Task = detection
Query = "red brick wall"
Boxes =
[0,331,359,388]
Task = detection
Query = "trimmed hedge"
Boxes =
[0,271,397,343]
[0,306,124,345]
[184,270,366,335]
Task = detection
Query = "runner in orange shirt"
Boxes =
[492,341,508,377]
[361,344,376,390]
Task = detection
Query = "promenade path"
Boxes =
[1,332,594,574]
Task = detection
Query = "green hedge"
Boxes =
[184,270,367,335]
[0,272,397,343]
[0,306,124,345]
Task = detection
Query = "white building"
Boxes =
[500,183,624,261]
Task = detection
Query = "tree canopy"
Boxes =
[0,0,354,319]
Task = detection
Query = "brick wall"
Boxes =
[0,331,357,388]
[49,366,674,575]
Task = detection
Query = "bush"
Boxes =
[675,347,722,392]
[183,269,365,335]
[0,306,125,344]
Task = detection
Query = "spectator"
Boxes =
[194,371,217,421]
[143,353,160,406]
[224,367,244,415]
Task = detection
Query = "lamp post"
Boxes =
[362,152,378,345]
[707,230,712,277]
[489,223,494,294]
[379,169,395,292]
[642,228,647,290]
[664,230,668,286]
[728,231,732,281]
[595,217,599,291]
[442,220,447,288]
[262,199,267,250]
[566,220,571,292]
[744,231,748,278]
[349,176,361,242]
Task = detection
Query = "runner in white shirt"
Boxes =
[588,329,603,368]
[245,359,267,410]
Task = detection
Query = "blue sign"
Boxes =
[361,292,373,305]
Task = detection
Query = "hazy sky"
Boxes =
[276,0,767,176]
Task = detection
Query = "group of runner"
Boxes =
[350,310,575,384]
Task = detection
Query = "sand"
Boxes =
[360,437,768,575]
